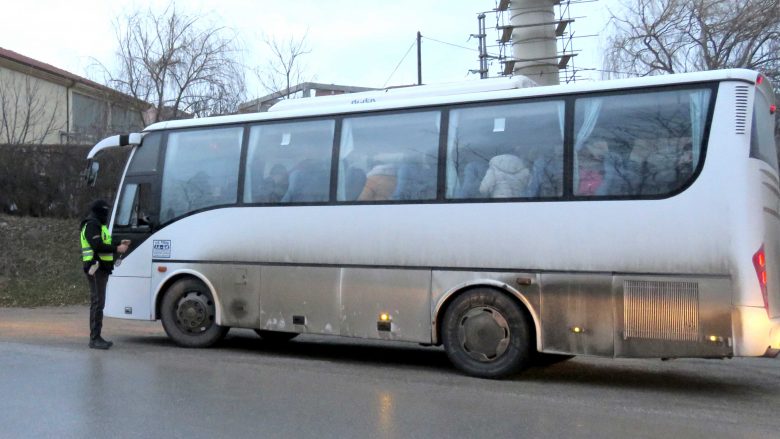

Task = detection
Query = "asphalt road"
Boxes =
[1,307,779,439]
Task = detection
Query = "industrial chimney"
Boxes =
[509,0,559,86]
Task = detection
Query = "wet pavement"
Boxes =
[1,306,779,438]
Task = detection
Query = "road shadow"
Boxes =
[125,331,761,395]
[125,331,454,373]
[520,358,756,396]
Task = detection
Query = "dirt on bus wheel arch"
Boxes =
[0,214,88,307]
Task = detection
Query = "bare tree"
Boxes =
[0,74,63,144]
[255,31,313,98]
[605,0,780,92]
[97,2,246,122]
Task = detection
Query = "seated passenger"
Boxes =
[577,138,608,195]
[282,159,329,202]
[479,154,530,198]
[261,164,289,203]
[456,161,488,198]
[358,162,397,201]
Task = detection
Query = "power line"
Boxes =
[421,36,479,53]
[383,40,417,88]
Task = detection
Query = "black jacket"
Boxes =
[81,216,117,273]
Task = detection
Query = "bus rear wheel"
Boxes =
[254,330,298,343]
[161,278,228,348]
[441,288,532,378]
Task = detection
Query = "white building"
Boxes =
[0,47,149,145]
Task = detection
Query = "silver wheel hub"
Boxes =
[175,292,213,333]
[458,306,510,362]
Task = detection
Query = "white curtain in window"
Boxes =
[337,119,355,200]
[572,98,603,185]
[243,126,263,202]
[557,101,565,139]
[445,110,461,197]
[689,89,710,166]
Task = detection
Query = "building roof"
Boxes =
[0,46,150,109]
[238,82,377,113]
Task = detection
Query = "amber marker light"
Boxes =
[157,266,167,273]
[377,313,392,332]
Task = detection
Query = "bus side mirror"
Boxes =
[85,161,100,187]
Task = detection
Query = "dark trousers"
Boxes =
[85,269,109,340]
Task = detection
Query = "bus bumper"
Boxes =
[105,275,153,320]
[732,305,780,357]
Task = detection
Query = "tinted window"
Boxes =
[750,92,778,171]
[116,183,138,226]
[160,127,243,223]
[573,88,710,197]
[127,132,161,174]
[244,120,334,203]
[446,101,564,199]
[337,111,440,201]
[115,182,154,228]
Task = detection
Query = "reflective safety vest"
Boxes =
[80,223,113,263]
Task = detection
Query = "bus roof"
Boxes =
[144,69,764,132]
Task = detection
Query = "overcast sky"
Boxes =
[0,0,616,99]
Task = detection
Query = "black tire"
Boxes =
[441,288,532,378]
[254,330,299,343]
[160,278,228,348]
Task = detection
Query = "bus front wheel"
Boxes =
[161,278,228,348]
[441,288,532,378]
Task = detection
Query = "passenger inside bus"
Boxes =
[261,164,289,203]
[343,167,367,201]
[456,161,489,198]
[281,159,330,202]
[577,138,609,195]
[479,153,531,198]
[391,152,436,200]
[358,160,397,201]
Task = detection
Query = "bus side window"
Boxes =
[116,182,154,229]
[243,120,335,204]
[573,88,710,197]
[160,127,243,223]
[337,111,440,202]
[446,100,564,200]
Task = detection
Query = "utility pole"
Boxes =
[416,31,422,85]
[476,14,488,79]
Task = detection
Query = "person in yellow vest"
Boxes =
[80,200,130,350]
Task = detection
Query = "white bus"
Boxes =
[86,69,778,378]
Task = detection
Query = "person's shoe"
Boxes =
[89,337,113,350]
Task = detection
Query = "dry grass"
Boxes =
[0,214,87,307]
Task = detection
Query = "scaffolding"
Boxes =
[474,0,596,83]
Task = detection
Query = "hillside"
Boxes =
[0,214,86,307]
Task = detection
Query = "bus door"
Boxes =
[105,135,163,320]
[113,175,159,255]
[110,132,163,274]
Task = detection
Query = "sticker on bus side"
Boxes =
[153,240,171,258]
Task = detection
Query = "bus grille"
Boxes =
[735,85,749,135]
[623,280,700,342]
